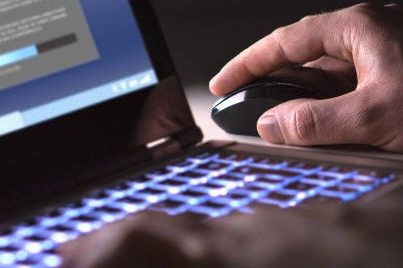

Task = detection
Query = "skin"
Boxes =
[210,3,403,152]
[60,3,403,268]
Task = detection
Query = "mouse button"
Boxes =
[276,84,320,99]
[212,90,249,115]
[212,82,261,109]
[254,83,319,101]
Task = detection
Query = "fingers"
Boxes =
[304,56,357,83]
[210,12,351,96]
[60,213,200,268]
[256,90,383,146]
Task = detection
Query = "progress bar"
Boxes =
[0,33,78,68]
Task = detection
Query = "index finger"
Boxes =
[209,13,349,96]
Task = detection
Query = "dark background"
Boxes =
[152,0,394,88]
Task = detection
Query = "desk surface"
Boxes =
[185,85,403,162]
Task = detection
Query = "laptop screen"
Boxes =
[0,0,158,137]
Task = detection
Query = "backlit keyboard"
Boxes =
[0,151,397,267]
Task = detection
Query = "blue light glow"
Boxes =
[43,255,62,267]
[0,152,395,267]
[0,252,15,265]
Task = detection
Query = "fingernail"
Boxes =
[257,115,285,144]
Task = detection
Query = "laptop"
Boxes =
[0,0,401,267]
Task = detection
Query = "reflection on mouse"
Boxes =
[211,67,355,137]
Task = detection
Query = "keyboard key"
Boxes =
[0,251,16,265]
[322,166,353,175]
[213,174,243,182]
[214,192,252,208]
[190,152,216,161]
[221,153,251,162]
[42,210,62,218]
[150,199,188,215]
[303,173,338,184]
[232,166,300,179]
[284,181,318,192]
[325,185,357,193]
[48,224,74,233]
[24,235,46,242]
[254,158,284,166]
[265,192,295,202]
[169,159,194,169]
[181,190,206,198]
[240,184,269,199]
[42,254,63,267]
[343,176,375,186]
[119,196,147,205]
[72,215,99,223]
[147,167,172,177]
[172,190,208,205]
[126,177,151,190]
[176,170,208,184]
[258,191,298,208]
[194,182,230,197]
[202,182,230,190]
[287,161,319,170]
[254,177,285,186]
[91,191,110,200]
[356,169,389,177]
[0,245,19,252]
[154,179,188,194]
[110,182,131,191]
[320,184,360,201]
[134,188,168,203]
[189,201,231,218]
[94,206,125,218]
[356,169,396,183]
[159,179,187,187]
[151,199,185,209]
[131,176,153,183]
[197,161,231,171]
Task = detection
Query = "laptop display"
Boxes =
[0,0,158,137]
[0,0,199,217]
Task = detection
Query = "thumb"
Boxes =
[257,91,374,146]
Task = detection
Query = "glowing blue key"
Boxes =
[24,241,43,254]
[0,45,38,68]
[43,255,62,267]
[0,252,15,265]
[0,236,10,247]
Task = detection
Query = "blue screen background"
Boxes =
[0,0,154,114]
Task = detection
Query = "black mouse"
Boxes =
[211,67,355,137]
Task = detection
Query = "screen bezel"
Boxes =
[0,0,201,215]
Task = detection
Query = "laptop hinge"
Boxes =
[146,126,203,160]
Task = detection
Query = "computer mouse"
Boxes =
[211,67,355,137]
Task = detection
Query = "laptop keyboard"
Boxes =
[0,151,397,267]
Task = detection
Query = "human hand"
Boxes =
[210,3,403,152]
[59,198,403,268]
[59,213,210,268]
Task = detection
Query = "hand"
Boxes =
[210,3,403,152]
[59,200,403,268]
[59,213,206,268]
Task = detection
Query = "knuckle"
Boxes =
[291,103,318,143]
[300,14,318,22]
[346,3,379,23]
[271,26,288,41]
